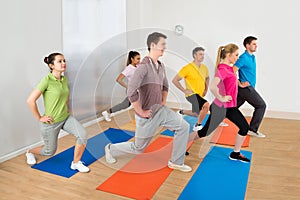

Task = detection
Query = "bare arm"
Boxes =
[131,101,152,118]
[161,90,168,106]
[233,65,239,73]
[203,76,210,97]
[127,65,152,118]
[172,74,193,95]
[233,65,250,88]
[26,89,53,123]
[116,73,127,89]
[210,77,232,103]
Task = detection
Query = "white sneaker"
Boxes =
[193,124,203,131]
[248,130,266,138]
[105,143,116,164]
[168,160,192,172]
[219,121,229,127]
[70,161,90,173]
[102,111,111,122]
[26,151,36,165]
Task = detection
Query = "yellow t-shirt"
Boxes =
[178,62,209,97]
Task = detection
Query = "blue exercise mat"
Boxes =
[161,114,209,136]
[178,146,252,200]
[31,128,134,178]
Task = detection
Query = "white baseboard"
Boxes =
[0,106,133,163]
[239,108,300,120]
[167,101,300,120]
[0,131,69,163]
[2,102,298,163]
[81,106,133,127]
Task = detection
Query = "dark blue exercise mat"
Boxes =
[178,146,252,200]
[31,128,134,178]
[161,114,209,136]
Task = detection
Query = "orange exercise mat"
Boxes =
[97,136,193,200]
[210,118,251,147]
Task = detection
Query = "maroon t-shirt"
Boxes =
[127,56,169,118]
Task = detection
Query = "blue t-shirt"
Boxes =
[234,51,256,87]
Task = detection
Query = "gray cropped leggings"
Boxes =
[39,115,88,156]
[109,97,131,113]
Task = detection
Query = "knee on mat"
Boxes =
[76,137,87,145]
[133,146,146,154]
[42,148,57,156]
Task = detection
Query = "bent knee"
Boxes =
[132,145,146,154]
[256,101,266,110]
[202,102,210,110]
[41,148,57,156]
[76,137,87,145]
[238,125,249,136]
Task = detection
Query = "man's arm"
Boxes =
[203,76,210,97]
[131,101,152,118]
[127,65,152,118]
[172,74,193,95]
[161,90,168,106]
[233,65,250,88]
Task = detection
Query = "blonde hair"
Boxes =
[215,43,239,72]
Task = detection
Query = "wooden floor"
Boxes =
[1,110,300,200]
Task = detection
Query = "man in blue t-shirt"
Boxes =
[233,36,266,138]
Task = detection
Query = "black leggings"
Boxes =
[198,103,249,137]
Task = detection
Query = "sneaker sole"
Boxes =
[167,164,192,172]
[70,166,90,173]
[247,134,266,138]
[168,166,192,172]
[228,156,250,163]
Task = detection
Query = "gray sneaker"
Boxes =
[248,130,266,138]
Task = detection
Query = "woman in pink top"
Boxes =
[102,51,140,121]
[196,44,250,162]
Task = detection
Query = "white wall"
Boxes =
[0,0,128,162]
[126,0,300,115]
[62,0,127,120]
[0,0,62,160]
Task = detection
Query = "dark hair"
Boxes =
[147,32,167,51]
[243,36,257,47]
[192,47,205,58]
[44,52,63,71]
[126,51,140,66]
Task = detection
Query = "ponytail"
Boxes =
[215,46,224,73]
[126,51,140,66]
[215,44,238,73]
